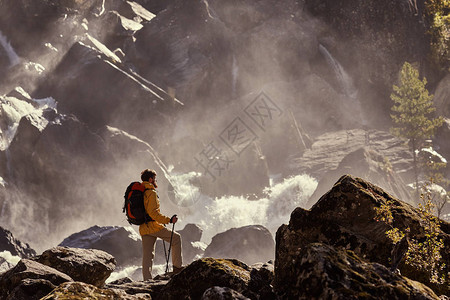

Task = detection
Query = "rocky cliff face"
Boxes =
[275,175,450,297]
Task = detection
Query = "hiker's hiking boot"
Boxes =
[173,266,184,275]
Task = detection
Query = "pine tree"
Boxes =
[390,62,443,194]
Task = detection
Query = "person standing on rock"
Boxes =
[139,169,183,280]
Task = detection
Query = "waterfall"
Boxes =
[319,44,365,125]
[231,54,239,97]
[0,31,20,67]
[319,44,357,99]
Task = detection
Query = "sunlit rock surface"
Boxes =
[275,175,450,296]
[35,246,116,287]
[59,225,142,268]
[41,281,150,300]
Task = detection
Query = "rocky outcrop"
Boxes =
[0,226,36,258]
[275,242,440,299]
[0,259,73,300]
[291,129,414,182]
[275,175,450,296]
[59,225,142,267]
[35,246,116,287]
[158,257,273,300]
[204,225,275,265]
[306,147,413,208]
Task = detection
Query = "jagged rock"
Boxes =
[0,259,73,300]
[306,147,413,208]
[274,242,440,299]
[275,175,450,296]
[33,41,174,136]
[202,286,250,300]
[59,225,142,267]
[35,246,116,287]
[158,258,255,300]
[204,225,275,265]
[41,281,150,300]
[0,226,36,258]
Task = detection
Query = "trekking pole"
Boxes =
[162,238,169,269]
[165,221,175,273]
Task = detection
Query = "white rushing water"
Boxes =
[170,172,318,245]
[0,31,20,67]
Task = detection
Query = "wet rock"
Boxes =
[275,175,450,296]
[35,246,116,287]
[202,286,250,300]
[41,281,150,300]
[59,225,142,267]
[274,242,440,299]
[306,147,413,208]
[204,225,275,265]
[0,259,73,300]
[0,226,36,258]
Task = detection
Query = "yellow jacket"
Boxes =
[139,181,171,236]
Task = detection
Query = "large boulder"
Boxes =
[275,175,450,296]
[158,257,273,300]
[59,225,142,267]
[204,225,275,265]
[35,246,116,287]
[0,259,73,300]
[274,242,440,299]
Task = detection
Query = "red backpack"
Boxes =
[123,182,153,225]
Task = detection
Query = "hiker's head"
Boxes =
[141,169,157,187]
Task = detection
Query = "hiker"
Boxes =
[139,169,183,280]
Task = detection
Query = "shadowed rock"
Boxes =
[275,174,450,296]
[274,242,440,299]
[0,259,73,300]
[0,226,36,258]
[158,258,255,300]
[204,225,275,265]
[202,286,250,300]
